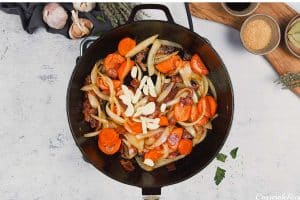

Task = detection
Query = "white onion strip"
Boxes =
[207,77,217,100]
[148,126,172,149]
[155,51,179,64]
[126,34,159,58]
[105,103,125,124]
[147,39,161,76]
[135,128,164,139]
[92,85,110,101]
[159,39,183,49]
[84,131,100,137]
[157,82,174,103]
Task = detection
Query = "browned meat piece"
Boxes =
[169,117,176,126]
[180,96,193,106]
[182,51,192,61]
[130,78,140,89]
[171,75,182,83]
[166,163,176,171]
[168,151,179,158]
[135,47,149,71]
[84,75,92,85]
[148,96,157,102]
[156,45,176,55]
[106,68,118,79]
[163,85,179,103]
[182,129,193,139]
[82,96,98,128]
[191,80,199,90]
[120,159,135,172]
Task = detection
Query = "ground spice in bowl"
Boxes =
[242,19,272,50]
[240,14,281,55]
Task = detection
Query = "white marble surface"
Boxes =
[0,3,300,200]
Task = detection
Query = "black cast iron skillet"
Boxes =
[67,4,234,199]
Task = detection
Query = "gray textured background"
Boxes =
[0,3,300,200]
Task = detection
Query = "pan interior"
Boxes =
[67,20,234,188]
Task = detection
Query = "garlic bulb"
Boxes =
[43,3,68,30]
[73,2,96,12]
[69,10,93,39]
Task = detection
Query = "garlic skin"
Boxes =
[43,3,68,30]
[69,10,93,39]
[73,2,96,12]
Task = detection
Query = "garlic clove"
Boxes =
[73,2,96,12]
[69,10,93,39]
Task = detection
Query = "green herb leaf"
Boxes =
[214,167,226,185]
[96,16,106,23]
[216,153,227,162]
[230,147,239,159]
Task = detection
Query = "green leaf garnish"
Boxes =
[230,147,239,159]
[216,153,227,162]
[214,167,226,185]
[96,16,106,23]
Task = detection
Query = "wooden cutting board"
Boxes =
[190,3,300,96]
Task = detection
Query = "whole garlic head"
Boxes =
[69,10,94,39]
[73,2,96,12]
[43,3,68,30]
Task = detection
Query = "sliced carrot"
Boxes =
[190,54,209,75]
[206,96,217,117]
[98,128,121,155]
[197,97,211,118]
[112,80,122,89]
[117,59,135,82]
[124,119,142,134]
[97,77,121,91]
[197,116,209,126]
[174,102,192,122]
[144,149,163,162]
[190,104,200,122]
[178,139,193,155]
[96,77,109,90]
[118,37,136,56]
[156,55,181,74]
[167,127,183,149]
[159,116,169,126]
[104,53,125,70]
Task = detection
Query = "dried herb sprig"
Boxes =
[275,72,300,89]
[98,3,147,28]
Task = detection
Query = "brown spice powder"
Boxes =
[242,19,272,50]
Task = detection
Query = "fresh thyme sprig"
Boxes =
[275,72,300,89]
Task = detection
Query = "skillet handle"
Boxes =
[127,4,175,24]
[142,187,161,200]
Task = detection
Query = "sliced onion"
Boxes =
[135,128,164,139]
[155,51,179,64]
[87,93,99,108]
[90,114,108,124]
[105,103,125,124]
[179,64,192,87]
[92,85,110,101]
[126,34,159,58]
[147,39,161,76]
[91,61,100,85]
[193,127,207,146]
[201,75,209,97]
[136,65,142,81]
[204,121,212,130]
[157,82,174,103]
[207,77,217,100]
[83,131,100,137]
[159,39,183,49]
[124,134,144,153]
[184,126,196,138]
[80,84,94,91]
[148,126,172,149]
[135,156,154,171]
[155,154,185,168]
[162,143,169,159]
[155,72,162,94]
